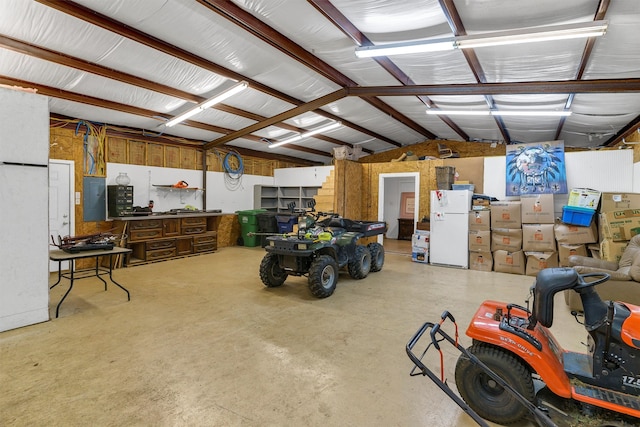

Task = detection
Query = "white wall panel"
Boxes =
[274,165,333,187]
[484,150,634,219]
[107,162,274,213]
[634,161,640,192]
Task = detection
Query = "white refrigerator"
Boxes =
[0,88,50,331]
[430,190,472,268]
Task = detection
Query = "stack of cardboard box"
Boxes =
[597,193,640,263]
[521,195,557,276]
[554,188,600,266]
[462,189,640,274]
[411,230,430,264]
[468,209,492,271]
[490,201,526,274]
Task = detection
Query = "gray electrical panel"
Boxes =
[83,177,106,222]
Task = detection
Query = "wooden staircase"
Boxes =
[313,169,335,213]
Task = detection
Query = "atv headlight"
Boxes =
[298,216,307,231]
[297,243,307,250]
[269,241,275,247]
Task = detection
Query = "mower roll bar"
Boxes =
[406,310,557,427]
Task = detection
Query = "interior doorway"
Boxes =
[377,172,420,253]
[49,160,75,272]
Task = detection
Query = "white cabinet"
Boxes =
[254,185,318,212]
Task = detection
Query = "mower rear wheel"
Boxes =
[367,242,385,272]
[259,253,288,287]
[308,255,338,298]
[348,245,371,279]
[454,343,535,425]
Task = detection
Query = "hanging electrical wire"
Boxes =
[75,119,107,176]
[214,149,244,191]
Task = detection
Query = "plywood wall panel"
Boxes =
[343,160,363,219]
[443,157,484,194]
[107,137,127,164]
[217,214,239,248]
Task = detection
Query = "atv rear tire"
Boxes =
[259,253,288,287]
[367,242,385,272]
[454,343,535,425]
[348,245,371,279]
[308,255,338,298]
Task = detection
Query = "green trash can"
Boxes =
[236,209,266,247]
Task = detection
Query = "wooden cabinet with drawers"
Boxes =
[163,218,181,237]
[114,213,222,266]
[132,239,177,261]
[193,231,217,253]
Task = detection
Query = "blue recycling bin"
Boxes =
[276,214,297,233]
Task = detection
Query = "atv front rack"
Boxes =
[406,311,556,427]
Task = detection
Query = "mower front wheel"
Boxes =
[308,255,338,298]
[454,343,535,425]
[259,253,288,287]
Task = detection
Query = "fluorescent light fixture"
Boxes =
[269,121,342,148]
[426,110,490,116]
[492,110,572,117]
[427,109,572,117]
[355,20,607,58]
[165,81,248,127]
[355,38,455,58]
[456,21,608,49]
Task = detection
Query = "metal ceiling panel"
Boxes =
[1,0,638,164]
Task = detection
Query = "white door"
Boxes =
[49,161,74,272]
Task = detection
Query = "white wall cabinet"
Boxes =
[254,185,318,212]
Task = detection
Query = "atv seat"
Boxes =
[326,218,354,229]
[533,268,579,327]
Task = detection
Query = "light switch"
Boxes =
[75,192,81,205]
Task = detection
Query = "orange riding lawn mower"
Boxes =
[407,268,640,426]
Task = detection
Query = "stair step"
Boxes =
[316,188,334,196]
[573,383,640,412]
[314,194,334,204]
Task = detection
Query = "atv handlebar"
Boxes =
[575,272,611,290]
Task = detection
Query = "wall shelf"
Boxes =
[153,185,204,202]
[254,185,318,212]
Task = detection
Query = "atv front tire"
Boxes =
[367,242,385,272]
[308,255,338,298]
[259,253,288,287]
[454,343,535,425]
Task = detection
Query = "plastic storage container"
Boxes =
[435,166,455,190]
[237,209,266,247]
[256,212,278,247]
[276,214,298,233]
[562,205,595,226]
[451,184,475,192]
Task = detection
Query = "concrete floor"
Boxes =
[0,245,585,427]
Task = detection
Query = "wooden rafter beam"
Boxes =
[0,34,371,154]
[439,0,511,143]
[554,0,611,140]
[0,75,332,159]
[35,0,399,149]
[347,79,640,97]
[198,0,431,142]
[308,0,467,140]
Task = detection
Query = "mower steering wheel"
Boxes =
[574,272,611,290]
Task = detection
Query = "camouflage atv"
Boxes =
[259,209,387,298]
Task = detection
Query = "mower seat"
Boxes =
[533,268,579,328]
